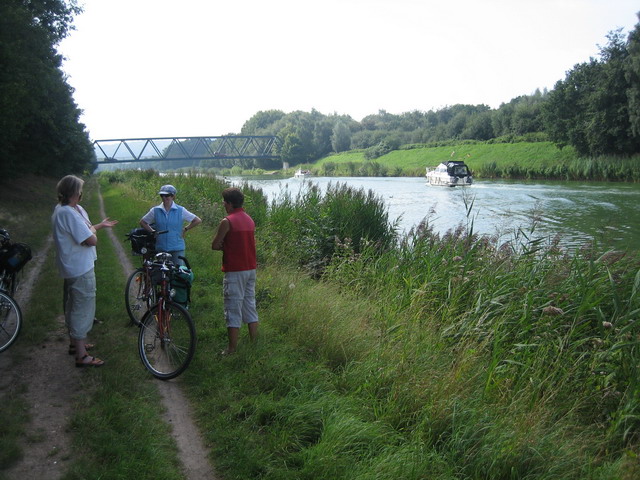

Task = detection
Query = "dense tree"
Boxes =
[0,0,94,178]
[544,29,640,156]
[278,125,307,166]
[461,112,494,140]
[310,109,334,158]
[626,14,640,138]
[331,120,351,152]
[240,109,286,134]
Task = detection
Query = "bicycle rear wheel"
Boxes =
[0,292,22,353]
[138,301,196,379]
[125,267,155,326]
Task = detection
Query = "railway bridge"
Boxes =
[93,135,282,168]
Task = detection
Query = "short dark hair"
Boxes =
[222,187,244,209]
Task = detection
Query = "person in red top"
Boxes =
[211,187,259,355]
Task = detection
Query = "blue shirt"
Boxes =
[142,203,189,252]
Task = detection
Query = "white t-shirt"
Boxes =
[51,204,96,278]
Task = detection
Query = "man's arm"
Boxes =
[211,218,230,250]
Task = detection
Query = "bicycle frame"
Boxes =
[124,231,167,325]
[153,256,174,341]
[137,251,195,379]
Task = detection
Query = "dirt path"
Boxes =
[1,235,77,480]
[98,192,217,480]
[2,189,216,480]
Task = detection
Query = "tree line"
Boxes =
[241,17,640,167]
[1,3,638,177]
[1,0,95,179]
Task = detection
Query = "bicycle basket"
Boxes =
[171,265,194,306]
[0,242,32,273]
[128,228,156,255]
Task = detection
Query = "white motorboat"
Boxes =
[425,160,472,187]
[293,168,312,178]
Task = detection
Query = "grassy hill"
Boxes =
[317,141,576,174]
[291,141,640,181]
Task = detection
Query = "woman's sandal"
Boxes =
[75,354,105,368]
[68,343,95,355]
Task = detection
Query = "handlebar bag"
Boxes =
[128,228,156,255]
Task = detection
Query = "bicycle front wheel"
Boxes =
[138,301,196,380]
[125,267,155,326]
[0,292,22,353]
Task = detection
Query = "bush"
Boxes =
[262,182,397,277]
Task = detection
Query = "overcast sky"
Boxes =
[58,0,639,141]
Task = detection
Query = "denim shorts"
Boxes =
[64,269,96,340]
[223,270,258,328]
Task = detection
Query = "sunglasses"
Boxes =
[160,194,173,198]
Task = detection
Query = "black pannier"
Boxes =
[0,242,32,273]
[127,228,156,255]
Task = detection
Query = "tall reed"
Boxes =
[98,170,640,479]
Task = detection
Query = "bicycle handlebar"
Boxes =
[148,253,191,271]
[125,229,169,240]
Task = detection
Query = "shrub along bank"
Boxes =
[99,170,640,479]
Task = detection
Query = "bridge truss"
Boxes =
[93,135,281,164]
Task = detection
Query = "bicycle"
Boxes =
[0,228,32,353]
[124,228,167,326]
[137,251,196,379]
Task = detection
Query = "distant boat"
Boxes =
[293,168,312,178]
[425,160,472,187]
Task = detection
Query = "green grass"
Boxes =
[306,142,578,177]
[306,141,640,181]
[3,170,640,480]
[0,177,186,480]
[63,182,185,479]
[99,171,640,479]
[0,175,59,475]
[191,140,640,182]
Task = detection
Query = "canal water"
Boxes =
[229,176,640,251]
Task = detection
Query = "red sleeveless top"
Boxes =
[222,208,256,272]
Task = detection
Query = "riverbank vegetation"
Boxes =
[107,171,640,478]
[308,142,640,181]
[2,170,639,478]
[211,140,640,182]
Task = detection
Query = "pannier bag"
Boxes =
[0,242,33,273]
[128,228,156,255]
[171,265,194,307]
